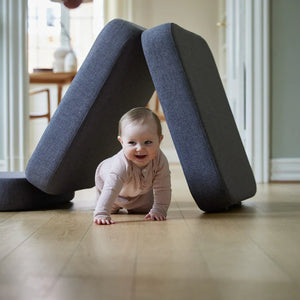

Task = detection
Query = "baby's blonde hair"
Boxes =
[118,107,162,137]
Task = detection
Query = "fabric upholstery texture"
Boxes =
[142,23,256,212]
[0,172,74,211]
[26,19,154,195]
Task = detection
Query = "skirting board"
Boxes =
[270,158,300,181]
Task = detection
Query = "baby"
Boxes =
[94,107,171,225]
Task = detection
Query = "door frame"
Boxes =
[226,0,270,183]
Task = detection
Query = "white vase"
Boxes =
[53,46,70,72]
[64,51,77,72]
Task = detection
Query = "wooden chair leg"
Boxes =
[146,91,165,121]
[29,88,51,123]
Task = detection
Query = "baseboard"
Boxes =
[270,158,300,181]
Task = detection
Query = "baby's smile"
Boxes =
[135,154,147,159]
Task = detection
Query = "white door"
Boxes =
[224,0,246,146]
[217,0,227,90]
[224,0,271,183]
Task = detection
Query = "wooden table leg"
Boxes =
[57,84,63,105]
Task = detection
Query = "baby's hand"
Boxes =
[145,212,166,221]
[94,215,115,225]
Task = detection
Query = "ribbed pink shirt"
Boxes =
[94,149,171,217]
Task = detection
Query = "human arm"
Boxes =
[145,152,171,221]
[94,159,127,225]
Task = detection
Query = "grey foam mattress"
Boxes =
[0,172,74,211]
[25,19,154,195]
[142,23,256,212]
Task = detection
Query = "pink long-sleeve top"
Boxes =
[94,149,171,217]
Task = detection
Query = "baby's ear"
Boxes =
[117,136,123,145]
[159,135,164,143]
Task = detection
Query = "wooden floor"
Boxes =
[1,165,300,300]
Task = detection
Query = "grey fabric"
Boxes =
[0,172,74,211]
[142,23,256,212]
[26,19,154,194]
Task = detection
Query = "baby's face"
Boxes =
[118,119,163,168]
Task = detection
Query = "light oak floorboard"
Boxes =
[1,165,300,300]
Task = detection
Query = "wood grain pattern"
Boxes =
[1,165,300,300]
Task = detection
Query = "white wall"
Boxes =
[270,0,300,181]
[131,0,219,64]
[271,0,300,159]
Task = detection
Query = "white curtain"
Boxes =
[0,0,29,171]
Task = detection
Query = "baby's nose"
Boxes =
[136,143,143,151]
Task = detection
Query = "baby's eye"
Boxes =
[128,141,136,145]
[144,140,152,145]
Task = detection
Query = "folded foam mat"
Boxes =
[0,172,74,211]
[142,23,256,212]
[26,19,154,195]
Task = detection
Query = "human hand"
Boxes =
[94,215,115,225]
[144,212,166,221]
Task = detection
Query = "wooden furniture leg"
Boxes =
[146,91,165,121]
[57,84,63,105]
[29,88,51,123]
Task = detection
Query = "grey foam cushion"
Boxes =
[0,172,74,211]
[142,23,256,212]
[26,19,154,195]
